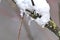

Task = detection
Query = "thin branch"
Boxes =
[17,17,24,40]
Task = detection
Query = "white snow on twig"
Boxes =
[14,0,50,28]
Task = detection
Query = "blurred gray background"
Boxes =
[0,0,59,40]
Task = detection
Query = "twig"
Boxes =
[17,16,24,40]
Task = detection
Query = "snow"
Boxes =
[14,0,50,28]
